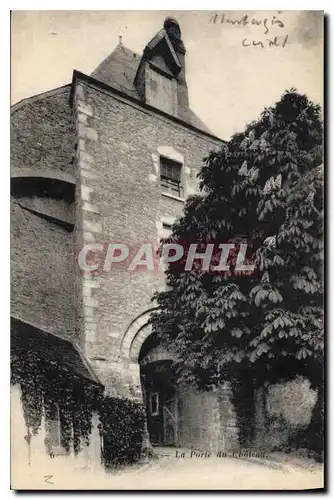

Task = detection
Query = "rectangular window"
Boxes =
[160,157,183,198]
[45,401,69,455]
[159,223,173,247]
[150,392,159,416]
[162,222,173,237]
[47,403,62,448]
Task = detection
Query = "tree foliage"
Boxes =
[151,89,323,393]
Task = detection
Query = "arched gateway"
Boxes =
[119,309,238,452]
[120,308,158,362]
[120,309,180,447]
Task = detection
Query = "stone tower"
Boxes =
[12,17,240,452]
[72,16,222,396]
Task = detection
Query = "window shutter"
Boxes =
[160,157,183,197]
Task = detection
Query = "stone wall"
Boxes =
[11,201,75,340]
[178,382,238,453]
[11,384,102,488]
[71,77,222,396]
[11,86,75,177]
[11,86,76,342]
[254,377,317,451]
[11,75,235,454]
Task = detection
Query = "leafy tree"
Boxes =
[150,90,323,455]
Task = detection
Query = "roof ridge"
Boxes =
[72,70,224,142]
[11,84,71,114]
[89,41,216,135]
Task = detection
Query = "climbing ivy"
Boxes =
[99,396,145,468]
[11,344,146,466]
[11,344,103,455]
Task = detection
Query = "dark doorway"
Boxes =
[139,336,179,446]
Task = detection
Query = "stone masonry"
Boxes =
[71,76,222,400]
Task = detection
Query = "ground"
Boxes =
[110,448,324,490]
[15,447,324,490]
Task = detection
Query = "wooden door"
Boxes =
[163,396,178,445]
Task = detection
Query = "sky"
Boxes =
[11,10,323,140]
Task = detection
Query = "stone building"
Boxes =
[11,16,316,472]
[11,17,241,466]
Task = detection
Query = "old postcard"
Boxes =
[10,10,324,490]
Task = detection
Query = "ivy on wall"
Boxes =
[99,396,146,468]
[11,344,103,454]
[11,344,146,466]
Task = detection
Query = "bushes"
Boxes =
[99,396,145,468]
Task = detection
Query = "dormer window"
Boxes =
[146,66,177,116]
[160,157,183,197]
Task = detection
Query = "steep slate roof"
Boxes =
[91,43,213,135]
[91,45,141,99]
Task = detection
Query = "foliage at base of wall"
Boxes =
[11,345,146,466]
[229,371,256,448]
[99,396,145,468]
[254,376,323,461]
[11,344,103,454]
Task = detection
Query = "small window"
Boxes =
[46,403,62,448]
[160,222,173,241]
[160,157,183,198]
[150,392,159,416]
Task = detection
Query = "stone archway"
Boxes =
[119,308,179,450]
[140,346,175,366]
[120,308,158,363]
[120,307,177,372]
[119,310,238,453]
[117,308,160,405]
